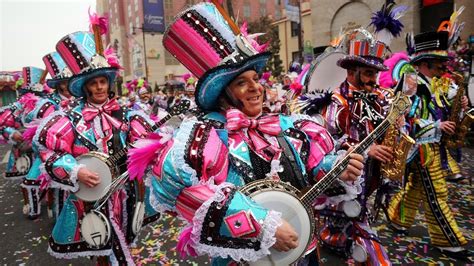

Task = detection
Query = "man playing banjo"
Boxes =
[35,29,159,264]
[126,2,365,264]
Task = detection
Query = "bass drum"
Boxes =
[304,49,346,94]
[80,210,111,249]
[15,155,31,174]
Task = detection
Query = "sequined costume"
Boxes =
[133,110,353,264]
[388,73,467,248]
[320,80,393,265]
[35,99,158,263]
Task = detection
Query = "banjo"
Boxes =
[77,100,189,249]
[240,92,411,265]
[75,99,190,202]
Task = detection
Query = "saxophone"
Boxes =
[380,124,415,182]
[441,72,473,148]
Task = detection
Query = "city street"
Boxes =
[1,143,473,265]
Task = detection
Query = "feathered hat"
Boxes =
[55,10,121,97]
[379,51,414,88]
[407,6,464,64]
[126,78,149,95]
[162,2,270,111]
[337,1,408,71]
[42,51,73,88]
[182,73,196,93]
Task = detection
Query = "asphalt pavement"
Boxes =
[0,143,472,265]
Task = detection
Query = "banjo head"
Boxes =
[131,201,146,235]
[15,155,31,174]
[75,153,112,202]
[241,180,314,265]
[80,210,111,249]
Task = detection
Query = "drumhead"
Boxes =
[132,201,146,235]
[80,210,111,249]
[342,200,362,218]
[75,154,113,202]
[351,242,368,262]
[305,50,346,93]
[15,155,31,173]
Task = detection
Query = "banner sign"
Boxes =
[143,0,165,33]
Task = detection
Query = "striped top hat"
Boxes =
[407,31,450,64]
[407,6,465,64]
[163,2,271,111]
[21,66,47,93]
[337,30,389,71]
[42,51,73,88]
[55,31,118,98]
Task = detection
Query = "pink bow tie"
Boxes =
[83,99,122,131]
[226,109,281,156]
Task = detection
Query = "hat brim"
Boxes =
[68,68,118,98]
[195,52,271,111]
[46,77,69,89]
[337,56,388,71]
[409,53,451,64]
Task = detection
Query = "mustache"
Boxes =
[361,81,376,87]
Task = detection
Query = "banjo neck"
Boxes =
[299,92,411,207]
[105,100,190,166]
[300,119,391,207]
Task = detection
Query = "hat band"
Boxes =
[412,50,448,58]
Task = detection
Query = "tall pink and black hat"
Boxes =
[55,31,118,98]
[55,12,120,98]
[163,2,271,111]
[20,66,47,94]
[42,51,72,88]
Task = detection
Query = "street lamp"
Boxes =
[132,23,149,79]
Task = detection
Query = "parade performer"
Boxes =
[35,29,158,264]
[0,75,29,180]
[387,28,470,259]
[127,2,364,264]
[39,51,76,218]
[43,51,75,111]
[0,67,58,219]
[317,30,394,265]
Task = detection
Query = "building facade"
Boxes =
[273,0,472,73]
[97,0,282,92]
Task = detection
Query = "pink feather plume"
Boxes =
[18,93,39,111]
[240,21,269,53]
[289,82,303,96]
[88,7,109,35]
[22,125,38,144]
[104,47,123,69]
[176,226,198,258]
[379,52,409,88]
[127,133,168,181]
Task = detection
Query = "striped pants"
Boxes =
[388,145,467,247]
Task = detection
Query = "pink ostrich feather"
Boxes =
[22,125,38,144]
[127,133,167,181]
[289,82,303,95]
[176,226,198,258]
[104,47,123,69]
[18,93,39,111]
[240,21,269,53]
[379,52,409,88]
[88,7,108,35]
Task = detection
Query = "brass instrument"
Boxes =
[380,124,415,182]
[441,72,473,148]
